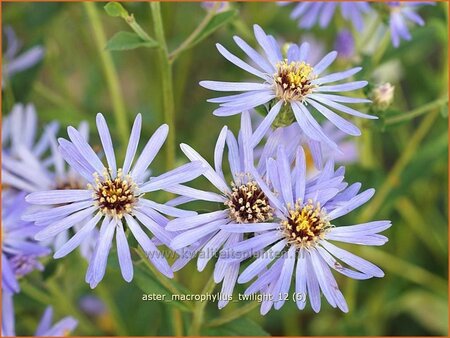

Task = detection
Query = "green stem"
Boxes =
[135,247,187,300]
[189,275,216,336]
[358,109,440,222]
[124,14,153,42]
[206,301,260,328]
[150,2,175,171]
[84,2,129,151]
[96,283,128,335]
[168,3,219,62]
[385,96,448,125]
[171,307,184,336]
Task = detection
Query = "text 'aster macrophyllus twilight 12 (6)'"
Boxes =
[200,25,374,150]
[220,146,391,315]
[25,113,205,288]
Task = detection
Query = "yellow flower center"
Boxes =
[274,60,316,102]
[281,199,330,248]
[89,169,138,219]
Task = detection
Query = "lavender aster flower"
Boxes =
[2,292,15,336]
[2,104,58,195]
[252,112,358,169]
[280,2,371,31]
[2,193,50,295]
[21,122,99,261]
[2,26,44,87]
[387,2,433,48]
[200,25,373,150]
[166,112,276,309]
[334,29,355,60]
[222,146,391,314]
[25,113,204,288]
[1,292,77,337]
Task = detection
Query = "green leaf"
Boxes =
[205,317,269,336]
[104,2,128,18]
[190,9,238,48]
[105,31,158,51]
[395,290,448,335]
[133,262,192,313]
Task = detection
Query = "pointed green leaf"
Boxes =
[105,31,158,51]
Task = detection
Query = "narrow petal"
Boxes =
[308,99,361,136]
[250,101,283,148]
[328,188,375,220]
[238,239,287,283]
[166,210,228,231]
[133,210,173,247]
[139,199,196,218]
[67,126,105,175]
[233,35,274,73]
[226,131,241,176]
[221,222,279,233]
[131,124,168,180]
[313,51,337,75]
[321,240,384,277]
[200,80,271,92]
[89,218,115,288]
[273,246,296,310]
[197,230,230,271]
[35,206,97,241]
[214,126,228,182]
[253,24,282,65]
[53,212,102,259]
[140,162,204,192]
[295,249,307,310]
[96,113,117,175]
[165,184,225,203]
[116,221,133,282]
[313,67,362,85]
[305,252,321,312]
[276,146,294,206]
[125,214,173,278]
[294,147,306,202]
[170,219,225,250]
[216,43,267,79]
[26,190,92,205]
[180,143,230,193]
[123,114,142,175]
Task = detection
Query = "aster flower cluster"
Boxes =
[2,5,406,334]
[163,22,392,315]
[280,1,433,49]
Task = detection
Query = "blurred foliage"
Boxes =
[2,1,448,336]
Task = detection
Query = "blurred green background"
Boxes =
[2,1,448,336]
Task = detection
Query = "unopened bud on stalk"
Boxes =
[371,83,395,111]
